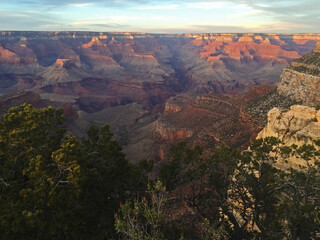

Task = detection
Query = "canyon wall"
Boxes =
[0,32,319,113]
[1,32,320,161]
[278,40,320,106]
[256,41,320,169]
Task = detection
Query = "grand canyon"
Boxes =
[1,30,320,239]
[1,32,320,161]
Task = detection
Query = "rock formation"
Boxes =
[257,105,320,169]
[1,32,320,162]
[257,105,320,145]
[252,41,320,170]
[278,41,320,106]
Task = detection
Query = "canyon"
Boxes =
[1,31,320,239]
[1,32,320,161]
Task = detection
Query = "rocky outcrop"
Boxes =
[278,41,320,106]
[257,105,320,169]
[81,36,107,48]
[278,69,320,106]
[37,58,91,85]
[0,46,19,64]
[119,54,163,73]
[257,105,320,145]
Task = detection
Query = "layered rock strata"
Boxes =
[278,41,320,106]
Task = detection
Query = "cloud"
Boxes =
[67,22,130,31]
[0,10,58,30]
[134,4,178,10]
[190,24,249,33]
[0,9,129,31]
[140,24,249,33]
[248,0,320,32]
[227,9,263,19]
[187,0,320,33]
[69,3,93,7]
[186,2,229,9]
[7,0,150,9]
[76,16,140,22]
[1,0,319,32]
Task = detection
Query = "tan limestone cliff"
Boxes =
[257,105,320,169]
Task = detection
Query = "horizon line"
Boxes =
[1,30,320,34]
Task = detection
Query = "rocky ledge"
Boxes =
[257,105,320,168]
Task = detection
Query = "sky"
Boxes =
[0,0,319,33]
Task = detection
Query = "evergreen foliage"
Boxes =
[0,104,150,239]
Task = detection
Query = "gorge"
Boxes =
[1,32,320,161]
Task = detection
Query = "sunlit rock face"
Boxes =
[257,105,320,169]
[258,105,320,145]
[278,41,320,106]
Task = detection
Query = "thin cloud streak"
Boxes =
[133,4,178,10]
[186,2,229,9]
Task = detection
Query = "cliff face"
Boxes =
[248,40,320,170]
[278,41,320,106]
[257,105,320,169]
[257,105,320,145]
